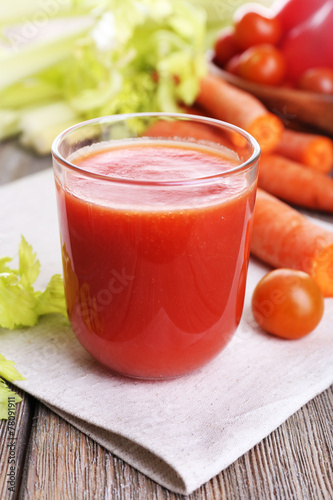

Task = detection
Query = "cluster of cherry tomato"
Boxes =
[213,0,333,93]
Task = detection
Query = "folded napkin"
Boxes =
[1,169,332,495]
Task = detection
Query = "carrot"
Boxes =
[181,105,243,150]
[251,188,333,296]
[179,104,207,117]
[275,129,333,174]
[258,153,333,212]
[195,74,284,153]
[144,115,235,150]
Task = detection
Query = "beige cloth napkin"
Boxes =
[1,170,333,495]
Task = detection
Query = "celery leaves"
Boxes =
[0,0,208,153]
[0,355,25,419]
[0,378,22,420]
[0,354,26,383]
[0,237,68,418]
[0,236,67,329]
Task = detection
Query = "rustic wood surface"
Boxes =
[0,139,332,499]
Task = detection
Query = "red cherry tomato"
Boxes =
[236,44,286,86]
[298,67,333,95]
[234,10,282,50]
[252,269,324,340]
[213,28,240,68]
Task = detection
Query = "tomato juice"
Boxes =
[53,119,258,379]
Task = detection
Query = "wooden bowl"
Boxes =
[209,58,333,136]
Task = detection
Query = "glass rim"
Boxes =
[51,112,261,187]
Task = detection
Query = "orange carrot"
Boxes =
[196,74,284,153]
[144,116,234,150]
[181,105,242,151]
[275,129,333,174]
[179,104,208,117]
[258,153,333,212]
[251,188,333,296]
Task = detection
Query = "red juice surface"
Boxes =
[55,140,256,378]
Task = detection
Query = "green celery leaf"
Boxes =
[0,237,68,329]
[35,274,68,319]
[0,379,22,420]
[18,235,41,289]
[0,256,14,273]
[0,354,24,420]
[0,274,38,329]
[0,354,26,382]
[0,0,208,154]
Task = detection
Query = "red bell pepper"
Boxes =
[280,0,333,83]
[273,0,327,32]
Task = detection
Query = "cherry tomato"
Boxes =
[236,44,286,86]
[213,28,240,68]
[298,67,333,95]
[234,10,282,50]
[252,269,324,340]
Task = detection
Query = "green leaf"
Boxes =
[0,256,14,273]
[0,17,94,91]
[0,237,68,329]
[0,379,22,420]
[0,236,68,419]
[35,274,68,319]
[18,236,41,289]
[0,274,38,329]
[0,0,208,153]
[0,354,26,382]
[0,355,24,420]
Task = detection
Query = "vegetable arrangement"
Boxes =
[213,0,333,91]
[251,189,333,297]
[196,73,284,152]
[1,0,205,415]
[0,0,207,154]
[1,0,333,416]
[192,0,333,342]
[205,0,333,342]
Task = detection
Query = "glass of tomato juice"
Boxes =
[52,113,260,379]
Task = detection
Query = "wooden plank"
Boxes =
[192,386,333,499]
[18,402,182,500]
[0,386,35,500]
[18,387,333,499]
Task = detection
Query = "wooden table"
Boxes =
[0,140,332,500]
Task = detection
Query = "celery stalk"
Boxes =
[0,81,61,109]
[0,0,54,24]
[0,0,80,25]
[0,18,93,91]
[18,101,78,154]
[0,0,209,154]
[20,118,78,155]
[0,0,61,24]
